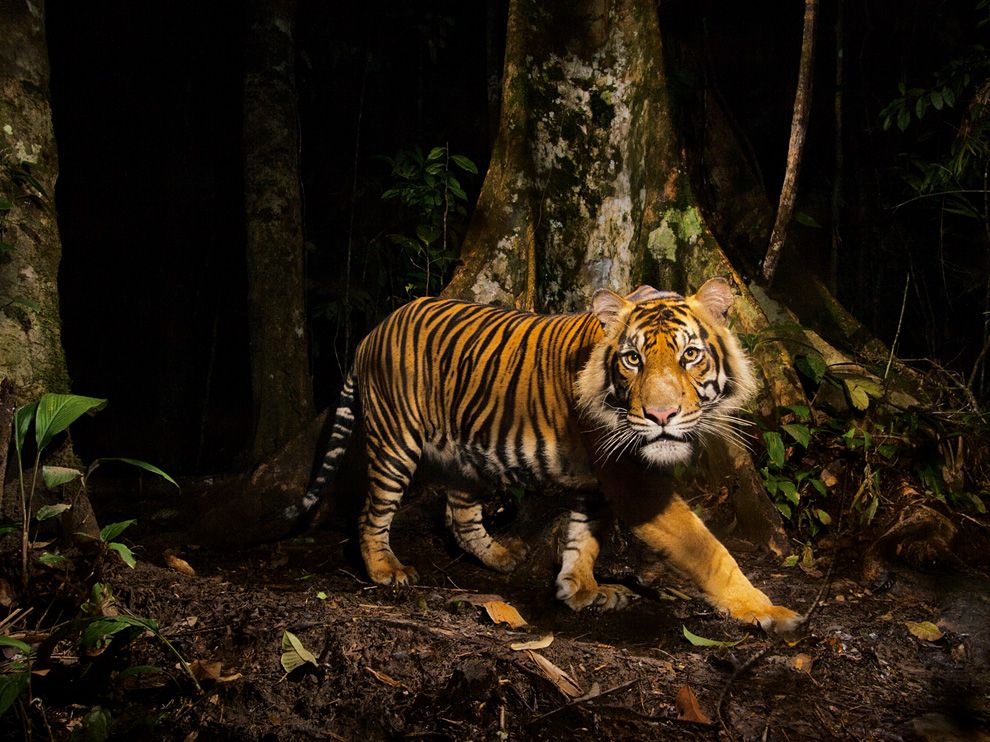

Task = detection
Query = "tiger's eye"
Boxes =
[681,346,703,363]
[620,349,641,369]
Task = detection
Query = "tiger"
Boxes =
[297,277,800,632]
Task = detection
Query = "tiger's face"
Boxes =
[575,278,757,467]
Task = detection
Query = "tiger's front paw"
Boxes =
[486,538,529,573]
[733,603,802,634]
[556,576,639,612]
[365,554,420,587]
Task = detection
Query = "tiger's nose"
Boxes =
[644,406,679,425]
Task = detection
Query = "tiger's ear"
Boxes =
[591,289,631,330]
[692,277,735,325]
[624,285,664,303]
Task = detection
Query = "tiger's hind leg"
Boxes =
[359,430,422,586]
[628,495,801,632]
[555,499,639,611]
[443,489,527,573]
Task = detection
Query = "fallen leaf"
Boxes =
[280,630,318,674]
[675,685,712,724]
[165,554,196,576]
[0,578,12,608]
[481,601,527,629]
[217,672,242,683]
[510,634,554,651]
[527,651,583,699]
[189,659,222,683]
[366,666,403,688]
[792,653,815,673]
[905,620,943,642]
[820,467,839,488]
[682,625,742,647]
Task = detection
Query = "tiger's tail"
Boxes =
[296,373,359,519]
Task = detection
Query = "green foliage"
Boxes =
[381,144,478,297]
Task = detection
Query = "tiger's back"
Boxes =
[356,297,602,489]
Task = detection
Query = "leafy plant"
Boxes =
[12,393,177,589]
[380,145,477,297]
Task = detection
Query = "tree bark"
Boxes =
[0,0,72,402]
[243,0,314,463]
[761,0,818,285]
[445,0,796,549]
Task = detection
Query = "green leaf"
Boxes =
[763,431,786,469]
[782,424,811,448]
[795,354,827,385]
[897,108,911,131]
[878,443,899,460]
[80,616,157,648]
[775,501,792,518]
[0,671,30,717]
[915,96,929,119]
[90,458,178,488]
[13,401,38,457]
[108,542,136,568]
[281,630,318,673]
[815,508,832,525]
[810,478,827,496]
[842,379,871,411]
[99,519,136,543]
[36,503,72,521]
[783,554,800,568]
[942,87,955,107]
[427,146,445,162]
[930,89,943,109]
[0,520,19,536]
[793,212,822,228]
[450,154,478,174]
[783,404,811,421]
[37,551,70,567]
[779,480,799,505]
[75,705,111,742]
[682,625,742,647]
[34,394,107,450]
[42,465,83,489]
[0,636,32,654]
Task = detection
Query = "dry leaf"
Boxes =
[510,634,554,651]
[0,578,13,608]
[217,672,242,683]
[820,467,839,488]
[905,620,943,642]
[481,601,527,629]
[675,685,712,724]
[165,554,196,576]
[366,666,403,688]
[189,659,222,683]
[527,651,583,699]
[792,653,815,673]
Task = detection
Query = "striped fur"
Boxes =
[303,278,799,631]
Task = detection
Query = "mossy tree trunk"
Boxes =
[0,0,71,403]
[445,0,804,549]
[243,0,314,464]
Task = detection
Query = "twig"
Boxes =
[884,272,911,382]
[525,678,641,726]
[762,0,819,285]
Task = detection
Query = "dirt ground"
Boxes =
[8,484,989,741]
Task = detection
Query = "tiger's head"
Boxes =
[575,277,758,467]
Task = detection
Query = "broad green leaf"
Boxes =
[763,431,786,469]
[281,630,318,673]
[36,503,72,521]
[682,625,742,647]
[915,96,928,119]
[793,212,822,228]
[929,89,943,109]
[108,542,136,568]
[783,554,800,567]
[0,521,19,536]
[42,465,82,489]
[13,401,38,456]
[775,501,792,518]
[815,509,832,525]
[90,458,178,488]
[842,379,871,411]
[897,108,911,131]
[810,478,827,496]
[779,480,799,505]
[34,394,107,450]
[37,551,70,568]
[427,146,445,162]
[0,672,30,717]
[0,636,32,654]
[942,87,955,107]
[782,424,811,448]
[100,519,136,543]
[795,354,827,385]
[80,616,157,648]
[783,404,811,421]
[450,154,478,173]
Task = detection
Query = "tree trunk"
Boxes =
[445,0,796,549]
[0,0,72,402]
[243,0,314,463]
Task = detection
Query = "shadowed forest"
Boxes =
[1,0,989,739]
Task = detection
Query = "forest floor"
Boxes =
[5,486,990,741]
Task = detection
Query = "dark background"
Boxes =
[44,0,989,473]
